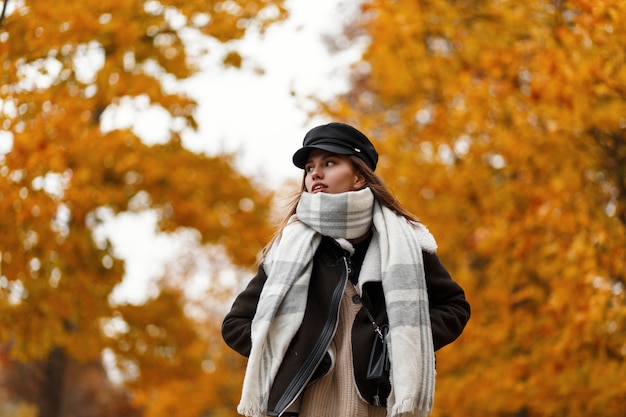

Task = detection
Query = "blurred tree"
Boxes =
[105,285,247,417]
[319,0,626,416]
[0,0,284,416]
[0,344,141,417]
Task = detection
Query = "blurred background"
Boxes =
[0,0,625,416]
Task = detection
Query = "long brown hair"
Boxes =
[263,155,420,257]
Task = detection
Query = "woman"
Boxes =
[222,122,470,417]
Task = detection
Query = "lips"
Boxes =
[311,183,327,193]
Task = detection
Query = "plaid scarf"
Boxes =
[238,188,437,417]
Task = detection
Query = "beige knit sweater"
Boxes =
[296,284,388,417]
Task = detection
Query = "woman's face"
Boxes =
[304,149,365,194]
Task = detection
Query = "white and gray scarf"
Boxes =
[238,188,437,417]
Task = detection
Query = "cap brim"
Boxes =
[292,144,354,168]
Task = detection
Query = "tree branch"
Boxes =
[0,0,9,26]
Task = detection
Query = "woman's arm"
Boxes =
[423,251,471,351]
[221,263,268,357]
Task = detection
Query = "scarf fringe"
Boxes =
[237,403,266,417]
[390,397,431,417]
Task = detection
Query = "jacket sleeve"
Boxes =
[423,251,471,351]
[221,263,268,357]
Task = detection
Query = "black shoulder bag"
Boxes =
[361,297,390,381]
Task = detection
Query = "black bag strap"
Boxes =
[363,304,385,340]
[354,284,385,341]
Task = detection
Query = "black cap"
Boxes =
[292,122,379,171]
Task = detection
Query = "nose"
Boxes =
[309,164,322,179]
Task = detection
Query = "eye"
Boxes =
[325,160,336,167]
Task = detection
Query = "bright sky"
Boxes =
[107,0,364,304]
[130,0,362,184]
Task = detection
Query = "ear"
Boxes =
[353,172,366,189]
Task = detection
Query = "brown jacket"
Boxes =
[222,236,470,416]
